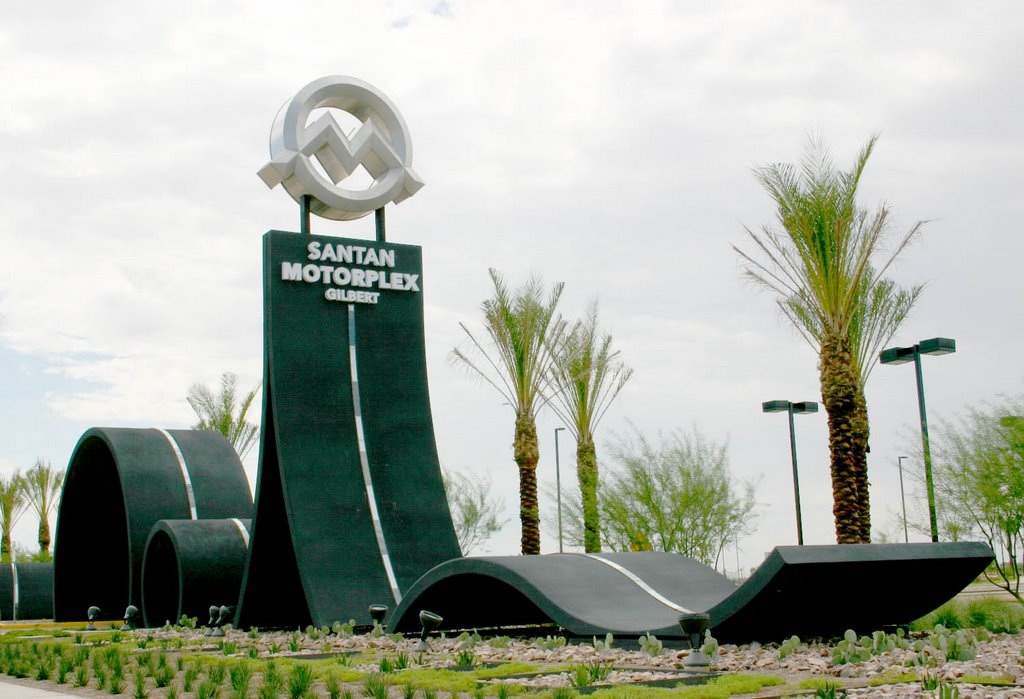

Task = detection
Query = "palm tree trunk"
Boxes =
[1,530,11,563]
[577,435,601,552]
[514,413,541,555]
[850,395,872,542]
[819,335,871,543]
[39,518,51,555]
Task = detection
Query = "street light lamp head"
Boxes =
[762,400,791,413]
[919,337,956,356]
[791,401,819,414]
[879,346,916,365]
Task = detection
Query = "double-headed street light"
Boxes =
[762,399,819,545]
[896,456,909,543]
[554,427,565,553]
[879,337,956,543]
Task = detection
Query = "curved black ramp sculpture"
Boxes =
[389,543,994,642]
[706,542,994,643]
[141,518,252,627]
[388,552,736,637]
[236,232,459,629]
[53,427,253,622]
[0,563,54,620]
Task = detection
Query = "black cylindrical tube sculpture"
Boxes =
[53,427,253,622]
[141,518,252,627]
[0,563,54,620]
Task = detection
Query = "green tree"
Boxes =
[0,470,28,563]
[442,468,508,555]
[932,398,1024,603]
[559,425,756,567]
[547,301,633,552]
[734,135,923,543]
[22,459,64,558]
[451,269,566,555]
[187,372,261,460]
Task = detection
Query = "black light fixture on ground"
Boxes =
[554,427,565,553]
[879,337,956,543]
[762,400,819,545]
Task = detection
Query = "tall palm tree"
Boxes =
[22,459,64,558]
[0,470,28,563]
[186,372,261,460]
[548,301,633,552]
[734,135,923,543]
[451,269,566,555]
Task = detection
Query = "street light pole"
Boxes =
[554,427,565,553]
[880,337,955,543]
[897,455,909,543]
[762,400,818,546]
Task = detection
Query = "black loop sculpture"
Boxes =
[141,518,252,627]
[0,562,54,620]
[53,427,252,621]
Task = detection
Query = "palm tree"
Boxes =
[451,269,566,555]
[186,372,261,460]
[734,135,923,543]
[547,301,633,552]
[22,459,64,558]
[0,470,28,563]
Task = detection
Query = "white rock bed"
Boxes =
[107,627,1024,696]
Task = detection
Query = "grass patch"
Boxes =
[586,674,785,699]
[868,672,917,686]
[380,667,480,693]
[910,598,1024,634]
[474,663,541,679]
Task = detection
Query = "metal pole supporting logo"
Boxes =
[257,76,424,222]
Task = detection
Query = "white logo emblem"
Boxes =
[258,76,424,221]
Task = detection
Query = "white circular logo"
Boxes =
[257,76,424,222]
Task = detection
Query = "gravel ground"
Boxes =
[4,626,1024,698]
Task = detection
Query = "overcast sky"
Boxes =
[1,1,1022,575]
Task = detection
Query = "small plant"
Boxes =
[638,632,662,657]
[363,673,389,699]
[936,680,961,699]
[184,664,200,692]
[701,630,719,657]
[222,640,238,655]
[569,660,613,688]
[248,646,260,659]
[379,656,395,673]
[534,635,567,651]
[197,679,223,699]
[289,631,301,653]
[167,683,180,699]
[288,663,314,699]
[920,671,940,690]
[453,648,476,669]
[248,627,260,639]
[111,631,123,644]
[133,669,149,699]
[270,641,283,654]
[209,663,228,686]
[333,620,356,638]
[325,673,342,699]
[109,669,127,695]
[489,635,513,649]
[496,683,513,699]
[179,615,198,630]
[75,633,84,645]
[421,687,436,699]
[813,681,847,699]
[73,665,89,687]
[402,683,415,699]
[305,625,320,641]
[591,632,614,652]
[57,657,74,684]
[154,665,176,688]
[229,662,253,699]
[35,657,52,681]
[551,688,577,699]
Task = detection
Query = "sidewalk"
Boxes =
[0,677,80,698]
